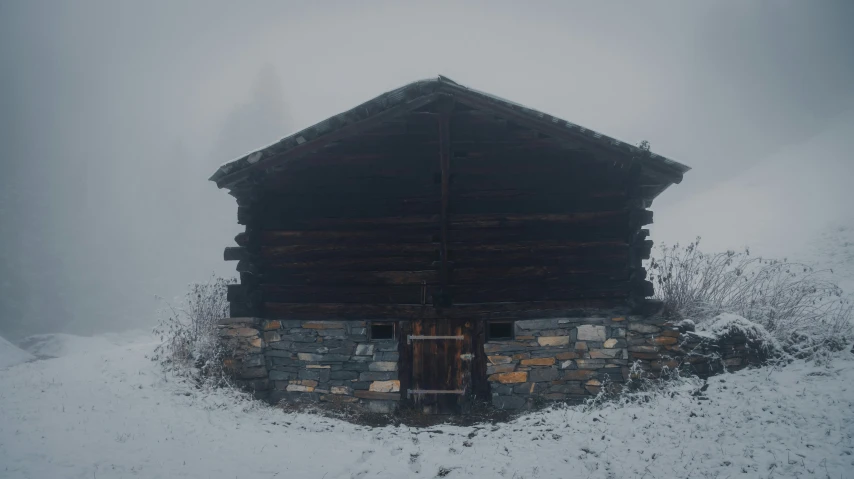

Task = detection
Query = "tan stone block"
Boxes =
[537,336,570,347]
[512,353,530,360]
[586,379,602,386]
[302,321,346,329]
[488,371,528,383]
[369,380,400,393]
[653,336,678,345]
[306,365,331,369]
[589,349,622,359]
[575,341,588,351]
[520,357,556,366]
[603,338,618,348]
[576,325,607,341]
[263,331,281,343]
[263,320,282,331]
[555,351,580,360]
[330,386,353,395]
[515,335,535,340]
[249,337,264,348]
[487,355,513,365]
[611,316,626,322]
[486,364,516,374]
[286,384,315,392]
[226,327,259,337]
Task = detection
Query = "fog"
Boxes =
[1,1,852,338]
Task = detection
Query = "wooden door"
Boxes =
[408,318,473,414]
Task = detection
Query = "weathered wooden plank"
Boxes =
[258,269,439,286]
[224,246,248,262]
[262,300,627,321]
[259,284,423,304]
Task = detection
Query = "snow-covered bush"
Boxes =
[650,238,853,357]
[151,275,236,383]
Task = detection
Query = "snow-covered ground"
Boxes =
[0,336,33,369]
[1,333,852,478]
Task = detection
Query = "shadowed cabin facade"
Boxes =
[212,76,691,414]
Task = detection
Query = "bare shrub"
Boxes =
[151,275,236,383]
[649,238,853,356]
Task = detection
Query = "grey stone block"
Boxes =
[528,367,559,382]
[359,371,396,381]
[329,370,359,380]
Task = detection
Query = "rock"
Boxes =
[562,369,597,380]
[268,370,292,381]
[263,321,282,331]
[225,327,260,337]
[368,361,398,372]
[612,328,626,338]
[486,364,516,374]
[586,379,602,386]
[263,332,281,343]
[588,349,622,359]
[575,359,606,369]
[369,380,400,393]
[492,395,526,410]
[611,316,626,322]
[520,357,556,366]
[559,360,575,370]
[295,353,323,361]
[299,369,330,382]
[487,355,513,364]
[576,325,607,341]
[628,323,661,333]
[354,390,400,401]
[537,336,570,347]
[359,371,396,381]
[603,339,618,348]
[329,370,359,380]
[628,345,659,353]
[555,351,580,360]
[653,336,678,345]
[575,341,588,351]
[330,386,353,395]
[516,318,561,330]
[354,344,375,356]
[305,364,331,369]
[528,367,559,382]
[302,321,346,329]
[488,371,528,383]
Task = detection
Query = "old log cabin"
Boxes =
[212,76,690,413]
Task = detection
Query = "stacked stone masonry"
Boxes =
[218,318,400,413]
[218,313,768,413]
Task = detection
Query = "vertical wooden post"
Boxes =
[437,96,454,305]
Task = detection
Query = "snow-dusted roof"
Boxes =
[209,75,690,188]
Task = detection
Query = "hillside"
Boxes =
[653,109,854,291]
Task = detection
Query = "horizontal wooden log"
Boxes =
[260,284,424,304]
[258,229,437,246]
[224,246,248,262]
[259,256,438,273]
[450,285,629,303]
[262,300,628,321]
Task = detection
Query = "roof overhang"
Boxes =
[209,76,690,195]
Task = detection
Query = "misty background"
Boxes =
[1,1,853,338]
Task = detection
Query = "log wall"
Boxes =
[224,104,654,320]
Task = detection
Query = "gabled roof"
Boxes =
[210,75,690,191]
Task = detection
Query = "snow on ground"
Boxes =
[1,334,852,478]
[0,336,34,369]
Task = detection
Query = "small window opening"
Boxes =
[370,322,396,340]
[487,321,514,341]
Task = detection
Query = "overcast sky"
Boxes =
[1,1,853,337]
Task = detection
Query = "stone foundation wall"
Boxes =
[218,313,771,414]
[485,316,632,410]
[218,318,401,413]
